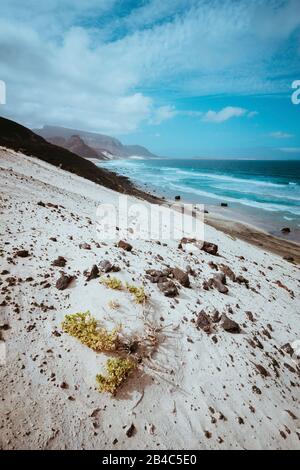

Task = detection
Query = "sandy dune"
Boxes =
[0,147,299,450]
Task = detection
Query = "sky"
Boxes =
[0,0,300,158]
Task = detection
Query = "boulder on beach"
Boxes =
[221,314,240,333]
[201,241,218,256]
[85,264,99,281]
[56,274,75,290]
[196,310,211,333]
[172,267,190,287]
[209,272,228,294]
[219,264,236,281]
[15,249,29,258]
[52,256,67,267]
[157,279,178,297]
[146,269,171,283]
[118,240,133,251]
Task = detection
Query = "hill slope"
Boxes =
[0,116,159,202]
[0,147,299,450]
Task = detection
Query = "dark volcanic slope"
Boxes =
[0,116,159,202]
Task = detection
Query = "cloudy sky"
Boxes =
[0,0,300,158]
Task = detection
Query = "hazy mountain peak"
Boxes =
[34,125,157,159]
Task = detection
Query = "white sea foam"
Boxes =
[169,183,300,216]
[170,169,290,188]
[100,160,300,217]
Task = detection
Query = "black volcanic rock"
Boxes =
[85,265,99,281]
[196,310,211,333]
[201,241,218,256]
[52,256,67,267]
[221,314,240,333]
[56,274,75,290]
[172,267,190,287]
[157,280,178,297]
[118,240,133,251]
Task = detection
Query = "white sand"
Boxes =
[0,147,299,450]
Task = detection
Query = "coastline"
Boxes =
[204,212,300,265]
[105,168,300,264]
[170,202,300,264]
[95,158,300,244]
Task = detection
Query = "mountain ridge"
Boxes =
[34,125,157,159]
[45,134,108,160]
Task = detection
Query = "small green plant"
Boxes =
[62,311,120,352]
[126,283,147,304]
[96,358,135,395]
[100,276,123,290]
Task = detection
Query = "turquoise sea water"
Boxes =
[98,158,300,241]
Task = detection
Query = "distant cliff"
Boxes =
[34,125,157,159]
[45,134,107,160]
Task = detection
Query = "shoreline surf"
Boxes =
[96,158,300,244]
[95,158,300,263]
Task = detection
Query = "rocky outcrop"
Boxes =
[221,314,240,333]
[172,267,190,287]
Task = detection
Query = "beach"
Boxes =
[1,147,300,450]
[97,158,300,243]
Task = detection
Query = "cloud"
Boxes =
[0,21,153,133]
[247,111,259,118]
[182,110,204,117]
[202,107,248,123]
[120,0,193,31]
[0,0,300,133]
[0,1,117,37]
[270,131,294,139]
[151,105,178,125]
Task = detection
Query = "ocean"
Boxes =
[97,158,300,242]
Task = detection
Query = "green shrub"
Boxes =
[62,311,119,352]
[126,283,146,304]
[100,276,123,290]
[96,358,135,395]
